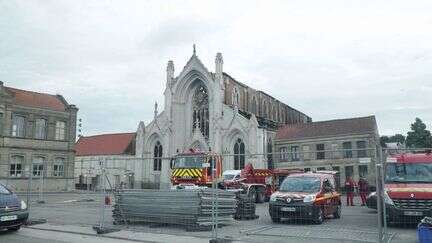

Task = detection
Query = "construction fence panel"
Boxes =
[223,148,386,243]
[5,147,430,242]
[104,156,236,239]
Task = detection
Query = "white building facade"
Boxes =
[136,48,311,189]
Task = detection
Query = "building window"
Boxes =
[359,165,368,177]
[316,144,325,160]
[10,155,24,177]
[33,157,45,177]
[291,146,299,161]
[345,165,354,178]
[12,114,25,137]
[35,118,47,139]
[153,141,162,171]
[279,147,288,161]
[53,158,65,177]
[192,85,209,139]
[234,138,245,170]
[302,145,310,160]
[317,167,326,171]
[304,168,311,172]
[343,142,353,158]
[356,141,367,158]
[55,121,66,140]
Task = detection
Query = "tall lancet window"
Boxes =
[192,84,209,139]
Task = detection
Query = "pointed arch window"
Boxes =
[153,141,162,171]
[234,138,245,170]
[192,84,209,139]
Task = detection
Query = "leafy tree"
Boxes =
[380,136,390,147]
[380,134,406,147]
[391,134,406,144]
[406,118,432,148]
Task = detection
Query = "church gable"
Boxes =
[174,51,214,93]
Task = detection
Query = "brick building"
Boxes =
[0,81,78,191]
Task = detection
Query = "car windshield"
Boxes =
[0,184,11,194]
[279,177,321,193]
[223,174,235,180]
[386,163,432,183]
[173,156,205,168]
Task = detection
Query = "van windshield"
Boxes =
[386,163,432,183]
[174,156,205,168]
[279,177,321,193]
[0,185,12,194]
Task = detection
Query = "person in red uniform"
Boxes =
[345,176,356,206]
[358,176,369,206]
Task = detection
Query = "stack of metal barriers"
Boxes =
[112,189,237,230]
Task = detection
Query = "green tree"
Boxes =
[380,136,390,147]
[406,118,432,148]
[380,134,406,147]
[391,134,406,144]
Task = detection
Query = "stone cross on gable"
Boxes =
[154,101,158,118]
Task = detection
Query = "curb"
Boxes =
[25,226,159,243]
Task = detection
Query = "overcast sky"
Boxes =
[1,0,431,136]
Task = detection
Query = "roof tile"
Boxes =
[75,133,136,156]
[276,116,377,140]
[5,86,67,111]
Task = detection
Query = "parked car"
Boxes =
[0,183,29,231]
[268,171,341,224]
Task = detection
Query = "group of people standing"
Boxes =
[344,176,369,206]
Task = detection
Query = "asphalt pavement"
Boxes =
[1,191,418,243]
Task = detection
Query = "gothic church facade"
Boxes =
[135,48,311,188]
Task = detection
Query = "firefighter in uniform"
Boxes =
[358,176,369,206]
[344,176,356,206]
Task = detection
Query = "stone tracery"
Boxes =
[192,84,209,139]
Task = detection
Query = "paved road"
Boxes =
[0,227,135,243]
[8,192,418,243]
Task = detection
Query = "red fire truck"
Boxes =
[384,152,432,223]
[170,149,222,187]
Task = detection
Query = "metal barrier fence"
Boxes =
[1,147,429,242]
[76,147,384,242]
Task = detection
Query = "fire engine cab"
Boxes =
[384,152,432,223]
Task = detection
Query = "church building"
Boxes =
[135,47,311,188]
